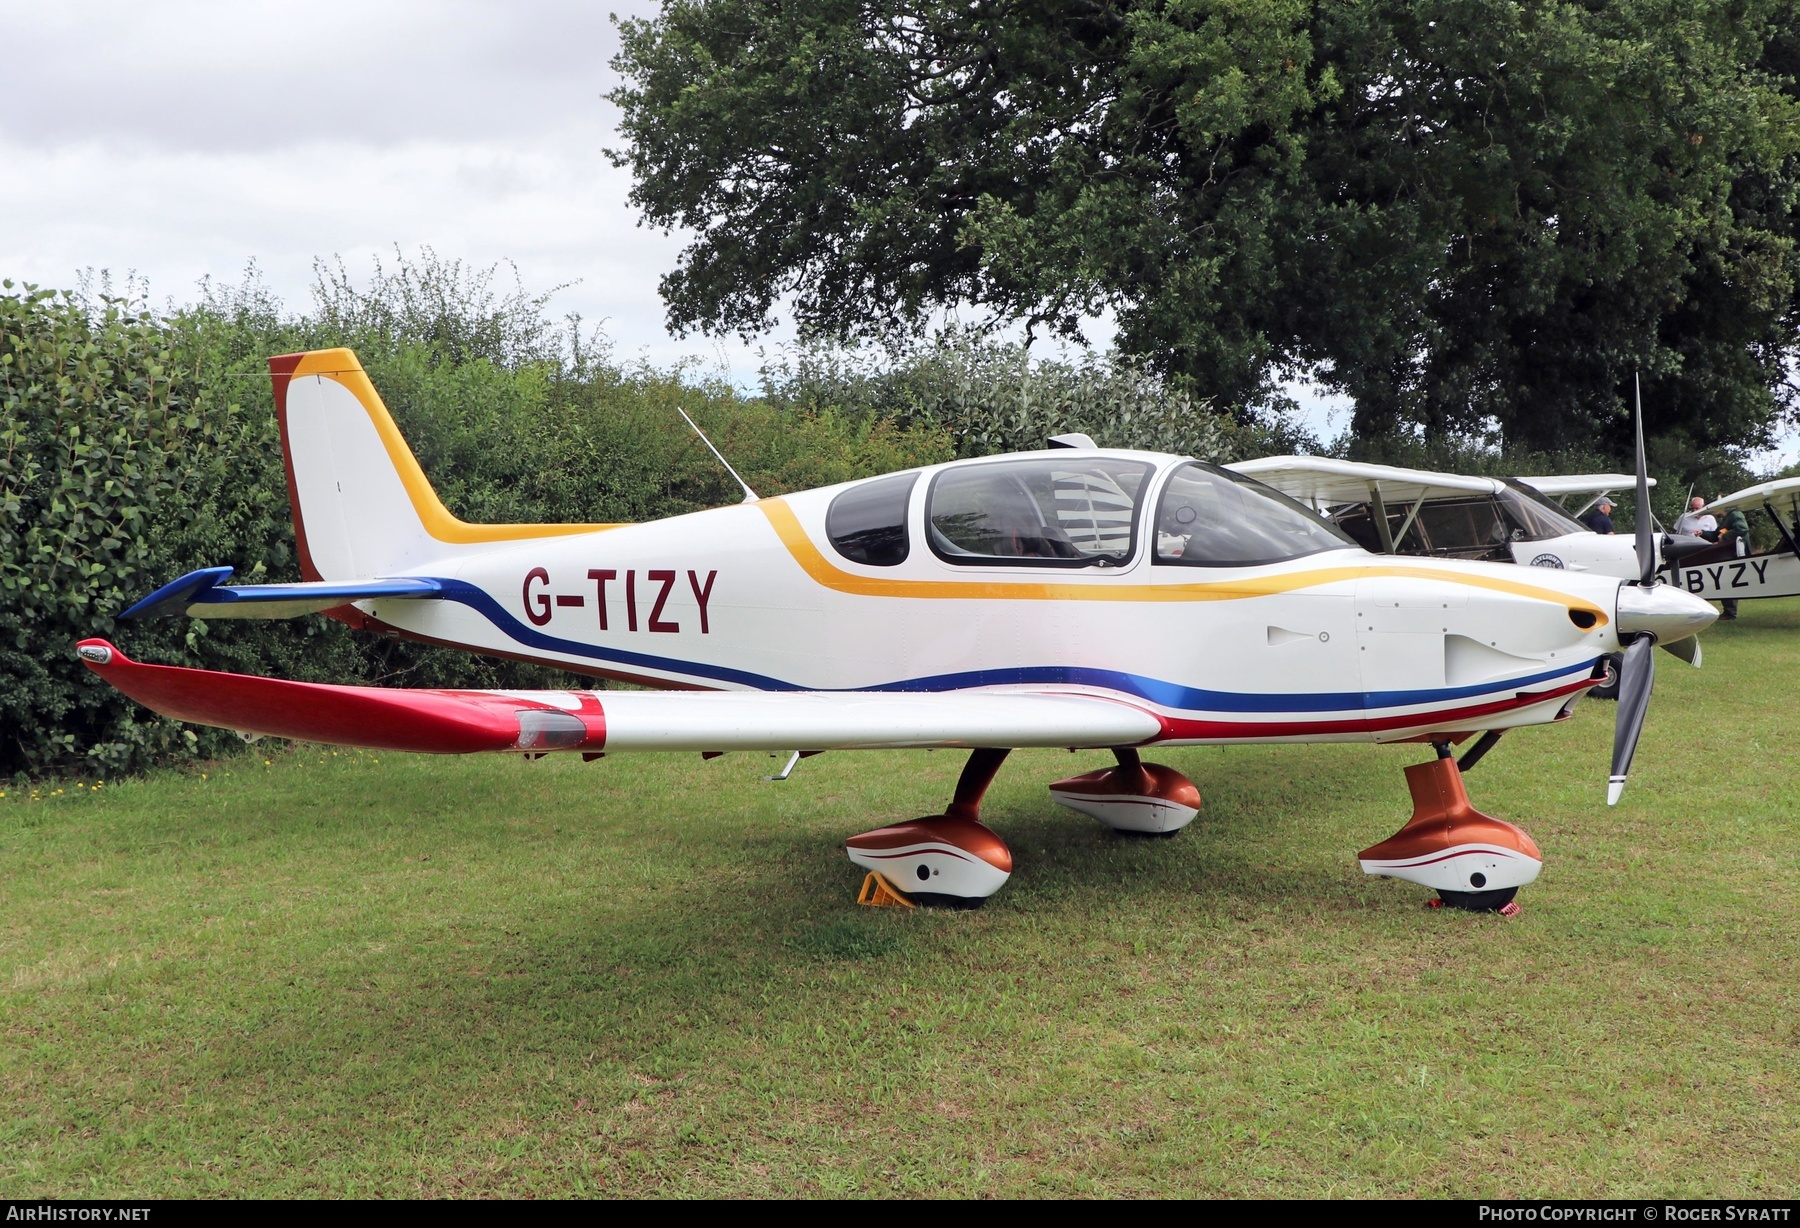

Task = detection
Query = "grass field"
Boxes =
[4,600,1799,1198]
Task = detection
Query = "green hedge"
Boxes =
[1,287,365,777]
[4,259,1251,780]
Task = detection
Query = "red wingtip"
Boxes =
[75,638,126,669]
[74,646,552,754]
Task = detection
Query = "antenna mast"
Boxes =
[676,407,758,504]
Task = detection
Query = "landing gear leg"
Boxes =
[1048,747,1201,835]
[846,748,1015,907]
[1357,743,1542,914]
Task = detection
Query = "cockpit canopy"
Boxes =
[824,454,1358,570]
[927,457,1151,566]
[1152,462,1357,566]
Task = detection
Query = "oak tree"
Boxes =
[610,0,1800,454]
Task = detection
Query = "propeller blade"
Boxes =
[1633,374,1655,584]
[1660,635,1702,667]
[1608,636,1657,806]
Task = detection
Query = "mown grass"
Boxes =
[4,600,1799,1198]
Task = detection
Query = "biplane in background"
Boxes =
[1660,477,1800,603]
[1225,456,1663,577]
[79,351,1716,915]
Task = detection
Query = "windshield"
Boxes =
[1499,481,1590,540]
[1154,463,1358,566]
[927,457,1152,567]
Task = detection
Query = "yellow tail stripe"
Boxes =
[291,349,625,544]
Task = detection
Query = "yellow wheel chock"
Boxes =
[855,870,915,909]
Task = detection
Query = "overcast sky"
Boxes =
[0,0,1348,436]
[0,0,809,371]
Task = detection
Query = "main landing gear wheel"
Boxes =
[911,890,989,911]
[1047,747,1201,835]
[845,748,1014,907]
[1358,745,1542,914]
[1435,886,1520,912]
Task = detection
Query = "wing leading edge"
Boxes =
[75,640,1162,755]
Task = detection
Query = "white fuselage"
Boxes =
[349,451,1626,748]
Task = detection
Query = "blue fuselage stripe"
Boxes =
[428,580,1597,714]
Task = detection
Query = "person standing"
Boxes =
[1673,496,1717,539]
[1718,505,1750,620]
[1581,498,1615,534]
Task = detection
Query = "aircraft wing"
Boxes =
[75,640,1162,754]
[1516,473,1653,497]
[1227,456,1499,508]
[1703,476,1800,519]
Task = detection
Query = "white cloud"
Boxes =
[0,1,629,151]
[0,0,793,375]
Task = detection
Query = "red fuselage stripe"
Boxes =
[1365,848,1526,869]
[1156,677,1593,741]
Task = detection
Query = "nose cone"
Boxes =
[1616,583,1718,644]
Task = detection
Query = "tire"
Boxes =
[910,892,988,910]
[1436,887,1519,912]
[1589,652,1624,701]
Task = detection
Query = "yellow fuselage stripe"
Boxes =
[756,497,1611,623]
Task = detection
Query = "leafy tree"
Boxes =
[759,332,1263,457]
[610,0,1800,456]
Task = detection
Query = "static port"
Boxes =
[1569,609,1598,630]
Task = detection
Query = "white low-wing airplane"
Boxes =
[79,350,1716,913]
[1658,477,1800,602]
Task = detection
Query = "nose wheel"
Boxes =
[1048,747,1200,835]
[1358,745,1542,914]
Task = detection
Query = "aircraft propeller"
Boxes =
[1606,376,1717,805]
[1633,378,1655,587]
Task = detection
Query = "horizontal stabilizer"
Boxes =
[119,567,444,620]
[76,640,1162,755]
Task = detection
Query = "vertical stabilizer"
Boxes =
[267,349,612,580]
